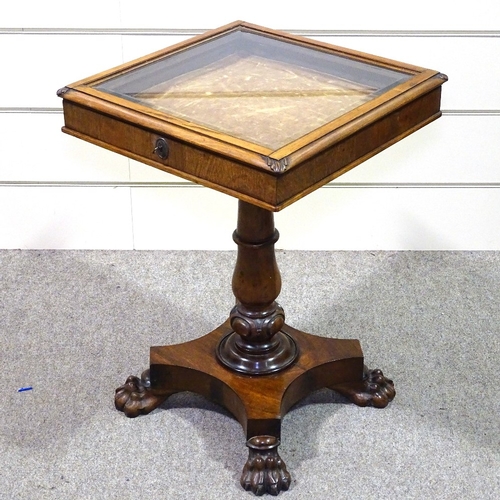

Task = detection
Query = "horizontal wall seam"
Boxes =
[441,110,500,116]
[1,28,499,37]
[1,181,500,189]
[0,108,62,114]
[2,108,500,116]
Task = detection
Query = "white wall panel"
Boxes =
[131,187,236,250]
[1,3,499,250]
[2,183,498,250]
[0,186,133,249]
[0,35,123,108]
[3,1,498,30]
[117,1,500,31]
[276,187,500,250]
[129,159,183,183]
[130,185,500,251]
[276,188,500,250]
[1,2,121,29]
[121,36,190,61]
[0,114,130,182]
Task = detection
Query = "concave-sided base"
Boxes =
[115,320,395,495]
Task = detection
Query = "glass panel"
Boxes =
[95,29,411,150]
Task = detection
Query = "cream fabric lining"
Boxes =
[138,54,374,150]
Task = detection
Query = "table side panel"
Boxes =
[276,86,443,209]
[61,101,279,208]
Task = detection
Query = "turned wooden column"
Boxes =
[216,201,298,374]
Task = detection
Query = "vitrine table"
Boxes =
[58,21,446,495]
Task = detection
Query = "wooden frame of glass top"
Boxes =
[58,20,447,211]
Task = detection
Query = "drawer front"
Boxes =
[62,101,278,209]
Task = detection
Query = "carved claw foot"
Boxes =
[241,436,291,496]
[331,367,396,408]
[115,369,170,418]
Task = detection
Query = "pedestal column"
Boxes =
[216,201,298,374]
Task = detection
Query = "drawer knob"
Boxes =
[153,137,169,160]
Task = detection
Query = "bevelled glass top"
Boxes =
[94,29,411,150]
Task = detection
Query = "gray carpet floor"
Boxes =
[1,250,499,499]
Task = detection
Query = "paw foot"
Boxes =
[115,369,170,418]
[332,366,396,408]
[241,436,291,496]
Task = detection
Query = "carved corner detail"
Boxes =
[56,86,70,98]
[264,156,289,173]
[241,436,291,496]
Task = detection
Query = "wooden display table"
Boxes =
[58,21,446,495]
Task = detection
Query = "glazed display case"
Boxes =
[59,20,446,210]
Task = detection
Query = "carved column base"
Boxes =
[217,329,298,375]
[217,302,298,375]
